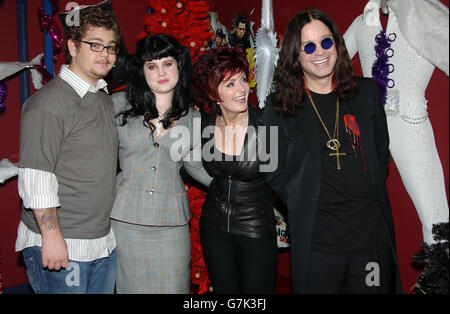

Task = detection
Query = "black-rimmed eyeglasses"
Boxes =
[79,40,120,55]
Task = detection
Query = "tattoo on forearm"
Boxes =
[36,208,59,231]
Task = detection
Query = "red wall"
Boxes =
[0,0,448,293]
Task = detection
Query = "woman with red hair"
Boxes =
[191,47,277,294]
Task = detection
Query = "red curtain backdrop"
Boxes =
[0,0,448,293]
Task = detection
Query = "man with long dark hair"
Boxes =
[263,8,402,294]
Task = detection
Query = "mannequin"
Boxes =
[381,0,389,14]
[344,0,449,244]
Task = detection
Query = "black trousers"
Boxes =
[306,244,396,294]
[200,226,278,294]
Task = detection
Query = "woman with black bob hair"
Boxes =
[111,33,211,294]
[120,33,192,131]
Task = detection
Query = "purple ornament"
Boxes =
[372,29,393,106]
[0,80,7,113]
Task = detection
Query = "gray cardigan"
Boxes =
[111,92,211,226]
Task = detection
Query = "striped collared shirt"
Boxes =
[59,64,109,97]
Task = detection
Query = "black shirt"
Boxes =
[308,91,388,253]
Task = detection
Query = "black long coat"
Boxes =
[262,77,403,293]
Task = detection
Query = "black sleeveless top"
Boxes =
[199,105,276,238]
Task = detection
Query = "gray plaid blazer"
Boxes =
[110,92,211,226]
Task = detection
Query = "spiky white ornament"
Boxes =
[254,0,278,108]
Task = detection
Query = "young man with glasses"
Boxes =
[15,5,121,294]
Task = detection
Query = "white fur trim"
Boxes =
[0,158,18,184]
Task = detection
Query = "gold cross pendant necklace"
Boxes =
[307,91,346,170]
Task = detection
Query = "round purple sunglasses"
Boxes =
[301,37,334,55]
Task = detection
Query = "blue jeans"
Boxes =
[22,246,116,294]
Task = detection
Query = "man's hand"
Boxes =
[41,231,69,271]
[33,208,69,271]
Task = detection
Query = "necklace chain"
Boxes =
[307,92,340,151]
[307,91,347,170]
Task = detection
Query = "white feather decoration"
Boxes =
[255,0,278,108]
[29,54,45,90]
[0,53,45,90]
[0,159,18,185]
